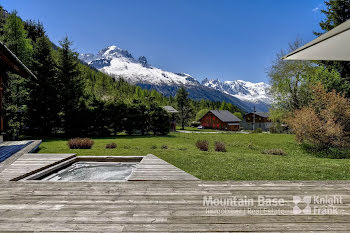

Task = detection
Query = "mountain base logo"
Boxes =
[293,195,342,215]
[203,195,343,216]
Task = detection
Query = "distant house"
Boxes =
[242,112,272,131]
[199,110,241,131]
[162,106,178,132]
[0,41,37,142]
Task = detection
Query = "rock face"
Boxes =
[79,45,273,112]
[138,56,148,67]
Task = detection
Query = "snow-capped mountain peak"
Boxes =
[79,45,272,112]
[97,45,134,60]
[79,45,200,86]
[201,79,272,106]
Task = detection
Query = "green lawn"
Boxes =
[175,126,221,132]
[38,133,350,180]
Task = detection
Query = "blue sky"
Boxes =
[1,0,325,83]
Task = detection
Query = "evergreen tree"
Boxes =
[1,11,32,139]
[1,11,32,65]
[28,36,58,135]
[57,37,83,135]
[315,0,350,35]
[0,6,7,37]
[220,101,227,110]
[175,87,193,129]
[149,103,170,135]
[315,0,350,81]
[2,73,29,139]
[24,20,45,43]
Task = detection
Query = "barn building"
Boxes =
[0,41,37,142]
[199,110,241,131]
[242,112,272,131]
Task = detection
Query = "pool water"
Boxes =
[42,162,137,181]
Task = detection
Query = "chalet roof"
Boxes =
[206,110,241,123]
[0,41,36,78]
[162,106,179,113]
[283,19,350,61]
[244,112,269,118]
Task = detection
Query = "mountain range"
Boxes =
[79,45,272,112]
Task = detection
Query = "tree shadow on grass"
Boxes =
[41,134,176,142]
[301,144,350,159]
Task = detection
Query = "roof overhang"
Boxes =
[162,106,179,113]
[283,19,350,61]
[0,41,37,78]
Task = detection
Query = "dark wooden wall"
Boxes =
[244,113,270,123]
[200,113,240,131]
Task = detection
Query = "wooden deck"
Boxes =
[0,140,41,173]
[0,153,75,181]
[1,153,350,232]
[0,180,349,232]
[129,154,199,181]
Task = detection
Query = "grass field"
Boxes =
[175,126,221,132]
[38,133,350,180]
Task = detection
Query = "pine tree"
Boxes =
[0,6,7,37]
[1,11,32,139]
[175,87,193,130]
[315,0,350,81]
[315,0,350,35]
[1,11,32,65]
[28,36,58,135]
[57,37,83,135]
[2,73,29,139]
[24,20,45,43]
[220,101,227,110]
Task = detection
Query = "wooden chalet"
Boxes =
[162,106,178,132]
[0,41,37,142]
[199,110,241,131]
[242,112,272,131]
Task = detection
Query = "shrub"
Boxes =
[253,128,263,133]
[269,123,284,134]
[215,141,226,152]
[68,138,94,149]
[196,140,209,151]
[151,145,157,149]
[161,145,168,149]
[287,83,350,149]
[262,149,286,156]
[105,142,117,149]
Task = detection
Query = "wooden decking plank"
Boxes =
[0,153,76,181]
[129,154,198,181]
[0,181,349,232]
[0,140,42,173]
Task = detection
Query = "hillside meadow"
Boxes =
[37,133,350,180]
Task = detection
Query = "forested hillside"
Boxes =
[0,6,242,139]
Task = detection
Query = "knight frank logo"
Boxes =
[293,195,343,215]
[293,196,311,214]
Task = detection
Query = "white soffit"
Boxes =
[283,20,350,61]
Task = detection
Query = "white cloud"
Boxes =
[312,4,322,12]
